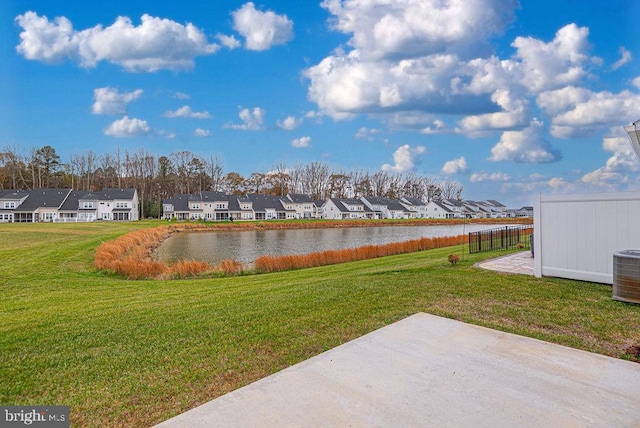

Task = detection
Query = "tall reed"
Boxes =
[254,234,465,273]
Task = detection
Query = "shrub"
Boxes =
[448,254,460,265]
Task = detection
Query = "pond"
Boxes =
[156,224,514,265]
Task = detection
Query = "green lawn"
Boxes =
[1,221,639,427]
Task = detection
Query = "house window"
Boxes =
[242,204,250,210]
[192,203,200,209]
[115,202,128,209]
[215,203,226,209]
[82,202,94,209]
[3,202,16,209]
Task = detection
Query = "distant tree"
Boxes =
[327,172,350,198]
[0,147,29,189]
[223,172,245,195]
[440,180,464,200]
[301,162,330,199]
[244,172,267,194]
[208,154,224,192]
[31,145,61,188]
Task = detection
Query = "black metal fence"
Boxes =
[468,225,533,254]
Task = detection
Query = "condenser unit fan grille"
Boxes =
[613,250,640,304]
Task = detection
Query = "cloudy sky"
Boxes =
[1,0,639,207]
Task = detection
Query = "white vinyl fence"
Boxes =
[534,191,640,284]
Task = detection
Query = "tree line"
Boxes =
[0,145,463,218]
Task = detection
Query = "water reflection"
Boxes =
[156,224,511,265]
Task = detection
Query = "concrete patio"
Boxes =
[476,250,534,275]
[156,313,640,427]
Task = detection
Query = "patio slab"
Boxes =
[155,313,640,427]
[476,251,534,275]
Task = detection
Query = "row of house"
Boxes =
[0,187,531,224]
[0,188,139,223]
[162,192,533,221]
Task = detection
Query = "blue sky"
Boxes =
[1,0,639,207]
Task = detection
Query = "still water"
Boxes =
[156,224,509,265]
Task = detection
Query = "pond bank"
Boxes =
[94,218,532,279]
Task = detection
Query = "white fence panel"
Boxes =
[534,191,640,284]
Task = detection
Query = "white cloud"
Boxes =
[194,128,211,137]
[164,105,212,119]
[277,115,302,130]
[381,144,426,173]
[355,127,381,140]
[224,107,265,130]
[470,171,510,182]
[174,92,190,99]
[490,119,561,163]
[420,119,446,134]
[612,47,632,70]
[441,156,468,175]
[216,33,241,50]
[581,132,640,188]
[538,88,640,138]
[232,2,293,51]
[457,89,529,133]
[104,116,152,137]
[92,87,142,115]
[291,136,311,148]
[321,0,517,61]
[512,23,591,93]
[304,0,523,123]
[15,11,219,72]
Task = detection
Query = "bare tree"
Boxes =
[301,161,330,199]
[208,154,224,192]
[0,146,29,189]
[440,180,464,200]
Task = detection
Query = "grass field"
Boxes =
[1,221,639,427]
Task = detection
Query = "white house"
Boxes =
[401,197,428,218]
[323,198,374,220]
[0,188,139,222]
[425,200,456,219]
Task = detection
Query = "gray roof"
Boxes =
[402,197,425,206]
[163,194,193,212]
[430,200,454,213]
[386,200,411,212]
[246,194,287,212]
[329,198,373,213]
[14,189,71,211]
[287,193,314,203]
[362,196,391,205]
[486,199,506,208]
[100,188,137,200]
[200,191,228,202]
[60,190,91,211]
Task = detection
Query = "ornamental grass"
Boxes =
[254,235,465,273]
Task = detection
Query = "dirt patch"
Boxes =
[623,345,640,362]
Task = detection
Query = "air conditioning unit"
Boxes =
[613,250,640,304]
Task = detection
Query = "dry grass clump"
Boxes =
[255,235,465,273]
[171,260,211,278]
[218,259,244,275]
[94,227,172,279]
[94,226,249,279]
